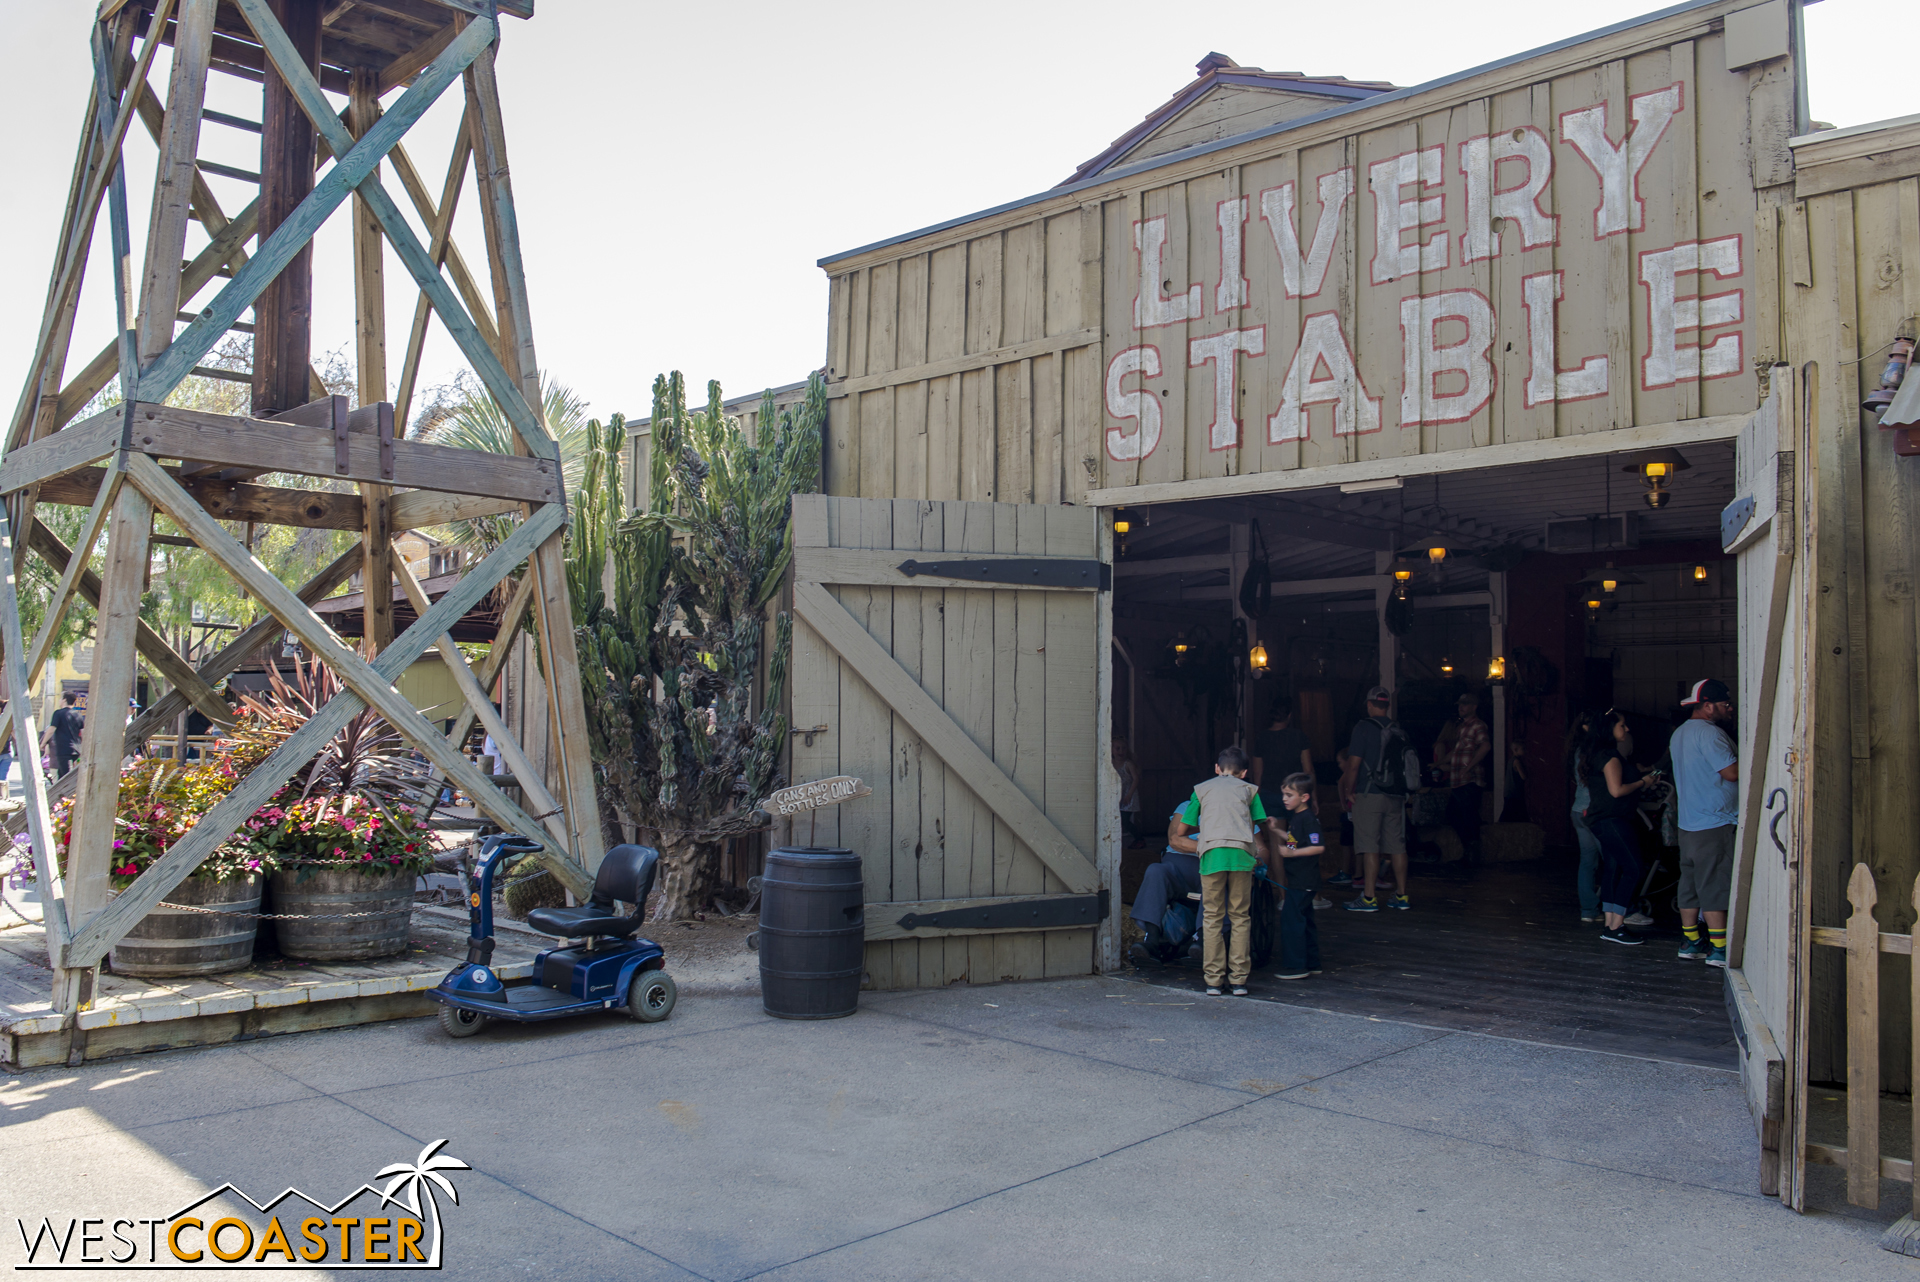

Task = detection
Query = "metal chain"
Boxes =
[152,901,402,920]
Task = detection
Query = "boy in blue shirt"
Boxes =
[1273,773,1324,980]
[1174,746,1272,996]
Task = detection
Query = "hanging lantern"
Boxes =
[1397,531,1452,566]
[1864,338,1914,416]
[1620,449,1692,509]
[1693,564,1708,582]
[1439,655,1454,675]
[1249,642,1269,678]
[1487,655,1507,683]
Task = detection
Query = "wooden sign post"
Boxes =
[764,775,871,847]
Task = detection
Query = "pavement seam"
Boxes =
[224,1047,720,1281]
[1109,970,1742,1075]
[1256,1087,1774,1203]
[861,996,1450,1100]
[734,1022,1451,1280]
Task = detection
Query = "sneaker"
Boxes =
[1310,968,1323,975]
[1327,872,1355,887]
[1231,986,1249,997]
[1274,972,1308,981]
[1389,894,1411,911]
[1205,986,1224,996]
[1600,928,1645,946]
[1676,937,1709,960]
[1343,896,1379,913]
[1580,912,1602,923]
[1312,896,1332,910]
[1623,911,1654,928]
[1706,947,1728,969]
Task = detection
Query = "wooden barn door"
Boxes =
[787,495,1111,989]
[1725,367,1806,1204]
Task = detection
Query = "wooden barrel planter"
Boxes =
[269,866,414,961]
[109,874,262,977]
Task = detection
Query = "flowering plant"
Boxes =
[50,758,272,888]
[249,794,436,878]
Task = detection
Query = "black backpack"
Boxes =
[1368,719,1421,797]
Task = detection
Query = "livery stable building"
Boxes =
[628,0,1920,1214]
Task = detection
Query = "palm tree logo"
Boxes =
[376,1139,470,1267]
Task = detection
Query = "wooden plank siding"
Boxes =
[791,495,1102,988]
[819,1,1795,505]
[1780,152,1920,1096]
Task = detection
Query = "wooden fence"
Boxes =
[1807,863,1919,1232]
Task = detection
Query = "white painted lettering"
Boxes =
[1132,218,1202,328]
[1269,313,1381,441]
[1520,272,1609,407]
[1639,236,1743,388]
[1189,327,1266,450]
[1369,147,1448,284]
[1559,84,1685,238]
[1459,128,1557,262]
[1105,345,1163,460]
[1258,169,1354,298]
[1216,197,1249,312]
[1399,290,1498,425]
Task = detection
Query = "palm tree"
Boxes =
[375,1138,470,1267]
[417,374,592,553]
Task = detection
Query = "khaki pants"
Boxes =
[1201,869,1253,987]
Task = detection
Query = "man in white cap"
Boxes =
[1671,678,1738,967]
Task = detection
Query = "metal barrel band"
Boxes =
[755,924,865,938]
[757,965,865,981]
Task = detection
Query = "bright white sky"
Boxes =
[0,1,1904,426]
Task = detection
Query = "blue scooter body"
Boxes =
[429,835,665,1024]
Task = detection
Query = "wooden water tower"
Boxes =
[3,0,601,1015]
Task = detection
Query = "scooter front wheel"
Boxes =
[439,1004,489,1038]
[628,971,677,1023]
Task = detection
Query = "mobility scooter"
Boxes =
[429,833,678,1037]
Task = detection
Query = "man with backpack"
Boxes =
[1339,686,1417,912]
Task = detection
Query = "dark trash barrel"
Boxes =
[758,846,863,1019]
[269,867,414,961]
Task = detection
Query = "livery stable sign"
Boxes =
[1098,45,1773,481]
[815,1,1793,502]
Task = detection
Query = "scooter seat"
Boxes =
[521,844,660,941]
[525,905,639,939]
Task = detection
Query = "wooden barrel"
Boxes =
[109,874,261,977]
[758,846,863,1019]
[270,867,414,961]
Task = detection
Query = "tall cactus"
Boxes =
[573,372,824,920]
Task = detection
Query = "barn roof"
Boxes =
[1058,54,1395,187]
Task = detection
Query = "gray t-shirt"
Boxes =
[1670,717,1738,831]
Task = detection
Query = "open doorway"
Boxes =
[1112,445,1741,1065]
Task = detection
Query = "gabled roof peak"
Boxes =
[1061,54,1397,187]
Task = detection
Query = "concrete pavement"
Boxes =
[0,975,1909,1279]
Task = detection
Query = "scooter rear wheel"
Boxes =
[439,1005,489,1038]
[628,970,676,1023]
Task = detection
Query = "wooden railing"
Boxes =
[1805,863,1918,1214]
[144,735,223,762]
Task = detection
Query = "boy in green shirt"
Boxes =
[1174,746,1273,996]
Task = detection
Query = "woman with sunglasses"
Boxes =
[1579,708,1657,944]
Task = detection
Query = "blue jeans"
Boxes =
[1591,815,1643,919]
[1573,806,1601,914]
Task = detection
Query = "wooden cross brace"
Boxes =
[48,454,589,971]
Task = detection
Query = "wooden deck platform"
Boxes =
[1127,861,1739,1069]
[0,903,541,1069]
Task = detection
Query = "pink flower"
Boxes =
[388,855,401,865]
